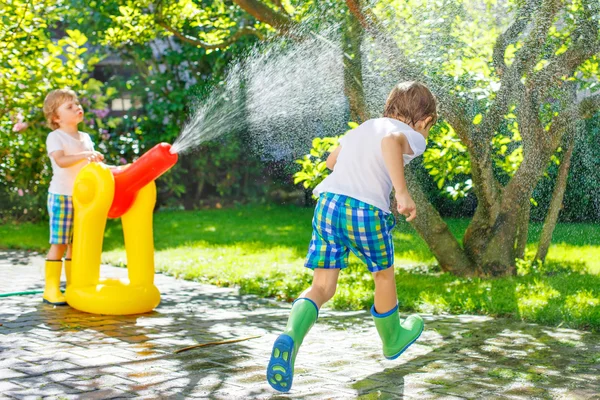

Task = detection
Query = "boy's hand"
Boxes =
[395,191,417,221]
[87,151,104,163]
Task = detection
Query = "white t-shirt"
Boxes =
[313,118,426,213]
[46,129,96,196]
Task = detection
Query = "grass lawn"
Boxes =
[1,204,599,331]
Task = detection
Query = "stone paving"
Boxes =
[1,249,599,399]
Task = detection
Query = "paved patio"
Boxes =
[1,250,599,399]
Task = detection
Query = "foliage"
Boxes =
[0,1,117,221]
[67,0,272,208]
[2,0,599,228]
[293,130,347,192]
[423,121,472,198]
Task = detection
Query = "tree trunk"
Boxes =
[405,167,478,276]
[462,205,493,267]
[515,198,531,260]
[535,130,576,262]
[343,3,368,123]
[478,158,548,275]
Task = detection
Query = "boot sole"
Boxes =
[42,298,68,306]
[267,334,295,392]
[385,324,424,360]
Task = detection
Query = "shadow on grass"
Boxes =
[102,206,315,257]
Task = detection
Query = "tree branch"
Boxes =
[502,87,574,219]
[472,0,560,217]
[492,1,536,77]
[346,0,370,29]
[515,0,562,76]
[343,11,368,123]
[480,0,560,140]
[532,39,600,92]
[535,123,576,262]
[270,0,288,15]
[156,20,264,49]
[232,0,297,33]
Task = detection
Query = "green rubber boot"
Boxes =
[371,304,424,359]
[267,298,318,392]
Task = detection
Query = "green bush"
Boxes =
[0,4,117,221]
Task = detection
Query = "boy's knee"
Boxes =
[47,244,67,259]
[312,281,337,301]
[373,267,395,282]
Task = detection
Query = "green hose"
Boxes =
[0,289,65,298]
[0,290,45,298]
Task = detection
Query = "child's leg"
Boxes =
[46,244,67,261]
[371,266,423,359]
[43,244,67,305]
[299,268,340,308]
[373,265,398,314]
[267,269,340,392]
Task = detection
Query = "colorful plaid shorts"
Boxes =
[305,192,396,273]
[47,193,74,245]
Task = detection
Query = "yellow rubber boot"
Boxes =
[64,258,72,288]
[43,260,67,305]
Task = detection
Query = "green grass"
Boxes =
[1,205,599,331]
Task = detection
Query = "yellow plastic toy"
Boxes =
[66,143,178,315]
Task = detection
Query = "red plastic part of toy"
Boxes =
[108,143,178,219]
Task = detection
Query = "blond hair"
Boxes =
[383,82,437,127]
[43,89,79,130]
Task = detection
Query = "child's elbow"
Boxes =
[326,158,336,170]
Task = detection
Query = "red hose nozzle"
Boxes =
[108,143,178,218]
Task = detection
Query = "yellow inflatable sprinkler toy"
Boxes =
[67,143,178,315]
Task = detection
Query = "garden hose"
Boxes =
[0,289,64,298]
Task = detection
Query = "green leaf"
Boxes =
[437,178,445,190]
[472,114,483,125]
[66,29,87,47]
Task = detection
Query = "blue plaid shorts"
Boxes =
[47,193,74,245]
[305,193,396,273]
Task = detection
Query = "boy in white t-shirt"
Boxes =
[42,89,105,305]
[267,82,437,392]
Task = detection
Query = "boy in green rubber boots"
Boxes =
[267,81,437,392]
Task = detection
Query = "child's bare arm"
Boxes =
[50,150,104,168]
[381,133,417,221]
[326,146,342,170]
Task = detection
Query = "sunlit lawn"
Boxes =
[1,205,599,330]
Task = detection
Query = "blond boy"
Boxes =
[42,89,105,305]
